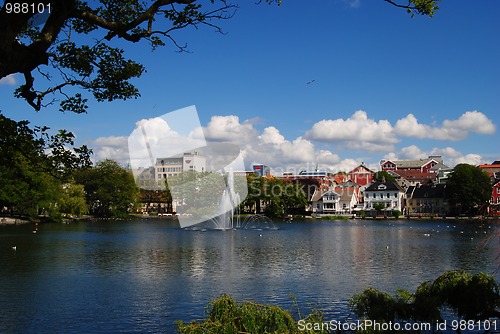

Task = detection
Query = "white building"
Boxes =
[363,181,405,214]
[311,189,341,215]
[155,152,206,183]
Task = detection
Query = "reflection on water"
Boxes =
[0,219,498,333]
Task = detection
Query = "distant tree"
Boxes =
[75,159,138,217]
[373,170,396,183]
[241,175,307,217]
[445,163,492,216]
[139,188,172,214]
[58,182,88,217]
[0,0,439,113]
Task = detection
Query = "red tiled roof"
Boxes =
[479,164,500,168]
[393,170,436,180]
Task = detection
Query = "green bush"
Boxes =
[176,294,328,334]
[392,210,401,218]
[178,271,499,334]
[351,270,500,331]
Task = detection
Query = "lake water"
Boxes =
[1,218,498,333]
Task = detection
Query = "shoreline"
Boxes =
[0,217,30,225]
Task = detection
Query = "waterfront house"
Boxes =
[405,183,447,215]
[335,184,360,214]
[489,181,500,216]
[363,181,405,215]
[311,189,341,215]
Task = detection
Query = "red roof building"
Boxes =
[489,181,500,216]
[478,162,500,179]
[347,164,375,187]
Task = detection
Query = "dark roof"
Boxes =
[409,184,446,199]
[365,181,402,192]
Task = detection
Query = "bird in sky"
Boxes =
[307,79,315,85]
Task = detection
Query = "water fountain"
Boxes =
[209,170,241,230]
[241,214,277,231]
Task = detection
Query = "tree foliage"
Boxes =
[58,182,88,217]
[176,293,327,334]
[350,270,500,331]
[75,159,138,217]
[1,0,439,113]
[445,163,492,216]
[384,0,440,17]
[0,113,92,218]
[242,175,308,217]
[373,171,396,183]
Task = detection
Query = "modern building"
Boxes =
[134,166,156,189]
[252,164,270,177]
[155,151,206,183]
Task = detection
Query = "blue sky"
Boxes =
[1,0,499,173]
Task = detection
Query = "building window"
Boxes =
[386,193,390,198]
[394,193,398,198]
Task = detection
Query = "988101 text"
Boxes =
[4,2,51,15]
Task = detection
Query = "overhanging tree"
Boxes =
[1,0,440,113]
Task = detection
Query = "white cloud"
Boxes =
[0,74,17,85]
[203,115,258,143]
[399,145,428,160]
[91,109,494,174]
[394,111,495,141]
[92,136,130,165]
[305,110,398,151]
[429,147,485,167]
[260,126,285,146]
[443,110,495,135]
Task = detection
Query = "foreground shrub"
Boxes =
[351,270,500,332]
[176,294,327,334]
